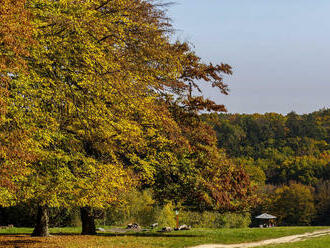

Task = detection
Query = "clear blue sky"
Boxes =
[167,0,330,114]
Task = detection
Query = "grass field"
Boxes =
[259,234,330,248]
[0,226,329,248]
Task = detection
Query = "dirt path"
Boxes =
[190,229,330,248]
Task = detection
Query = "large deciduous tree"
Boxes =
[152,104,256,211]
[0,0,33,73]
[0,0,36,208]
[2,0,256,236]
[149,39,256,211]
[8,0,181,236]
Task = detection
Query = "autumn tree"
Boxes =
[6,0,183,236]
[314,180,330,225]
[149,41,256,211]
[2,0,257,236]
[152,104,256,211]
[271,183,315,226]
[0,0,36,208]
[0,0,33,74]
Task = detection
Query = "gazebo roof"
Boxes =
[255,213,277,219]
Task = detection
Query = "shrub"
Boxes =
[217,212,251,228]
[103,189,251,228]
[179,211,251,228]
[104,189,157,226]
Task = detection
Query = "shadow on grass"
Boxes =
[0,238,42,247]
[0,233,32,236]
[98,232,201,238]
[0,232,201,238]
[48,232,201,238]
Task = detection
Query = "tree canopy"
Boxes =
[0,0,257,236]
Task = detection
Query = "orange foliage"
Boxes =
[0,0,33,72]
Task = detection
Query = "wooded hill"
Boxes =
[205,109,330,226]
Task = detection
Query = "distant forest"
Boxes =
[205,108,330,226]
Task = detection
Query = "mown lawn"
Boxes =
[0,226,328,248]
[259,234,330,248]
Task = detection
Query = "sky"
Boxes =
[167,0,330,114]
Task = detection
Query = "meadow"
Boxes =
[259,235,330,248]
[0,226,329,248]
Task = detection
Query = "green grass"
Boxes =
[260,234,330,248]
[0,226,329,248]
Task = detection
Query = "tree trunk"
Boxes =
[80,207,96,235]
[31,205,49,237]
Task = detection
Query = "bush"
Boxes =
[104,189,157,226]
[103,189,251,228]
[179,211,251,228]
[217,212,251,228]
[103,189,179,228]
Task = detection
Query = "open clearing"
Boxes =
[0,227,329,248]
